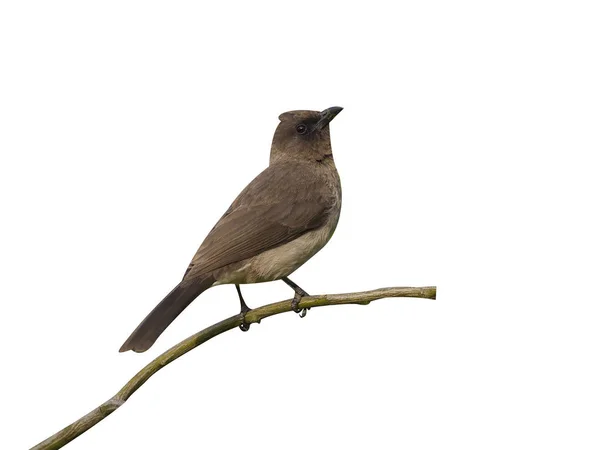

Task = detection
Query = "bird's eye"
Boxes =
[296,124,308,135]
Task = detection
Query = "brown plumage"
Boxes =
[119,107,343,353]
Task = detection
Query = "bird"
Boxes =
[119,106,343,353]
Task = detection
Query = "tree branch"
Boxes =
[30,285,436,450]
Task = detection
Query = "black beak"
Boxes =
[316,106,343,130]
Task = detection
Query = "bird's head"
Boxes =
[270,106,343,164]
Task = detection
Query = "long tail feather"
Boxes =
[119,275,214,353]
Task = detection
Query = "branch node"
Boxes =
[99,397,124,416]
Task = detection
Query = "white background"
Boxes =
[1,1,599,449]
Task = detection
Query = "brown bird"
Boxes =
[119,106,343,353]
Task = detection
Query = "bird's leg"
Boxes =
[236,284,251,331]
[282,277,311,317]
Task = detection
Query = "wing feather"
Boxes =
[183,163,332,279]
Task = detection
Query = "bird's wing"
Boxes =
[183,163,333,279]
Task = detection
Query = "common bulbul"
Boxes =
[119,107,343,353]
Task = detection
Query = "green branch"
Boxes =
[30,285,436,450]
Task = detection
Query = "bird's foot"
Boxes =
[291,292,311,318]
[236,284,253,332]
[282,277,311,318]
[239,302,251,332]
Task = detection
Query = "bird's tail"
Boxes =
[119,275,214,353]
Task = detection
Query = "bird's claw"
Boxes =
[239,303,251,332]
[292,294,310,318]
